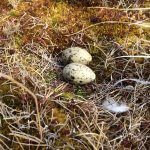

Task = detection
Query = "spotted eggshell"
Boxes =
[63,63,96,84]
[61,47,92,65]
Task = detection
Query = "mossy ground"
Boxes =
[0,0,150,149]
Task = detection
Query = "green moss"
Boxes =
[14,35,23,49]
[75,86,86,96]
[45,71,57,83]
[9,10,20,17]
[53,108,67,123]
[62,92,74,100]
[64,147,74,150]
[0,83,10,95]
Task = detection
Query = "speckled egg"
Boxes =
[61,47,92,65]
[63,63,96,84]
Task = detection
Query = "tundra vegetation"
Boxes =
[0,0,150,149]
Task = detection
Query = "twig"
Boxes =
[0,73,43,141]
[66,21,150,36]
[114,55,150,59]
[88,7,150,11]
[114,78,150,86]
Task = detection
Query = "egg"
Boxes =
[61,47,92,65]
[63,63,96,84]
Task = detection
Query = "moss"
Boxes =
[14,35,23,49]
[52,108,67,123]
[75,86,86,96]
[9,9,20,17]
[0,0,12,14]
[0,0,150,149]
[0,81,10,94]
[62,92,75,100]
[0,82,25,110]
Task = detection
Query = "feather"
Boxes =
[102,98,129,113]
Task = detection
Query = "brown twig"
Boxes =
[0,73,43,141]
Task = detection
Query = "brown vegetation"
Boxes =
[0,0,150,149]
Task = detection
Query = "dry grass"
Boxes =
[0,0,150,149]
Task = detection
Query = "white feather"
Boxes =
[102,98,129,113]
